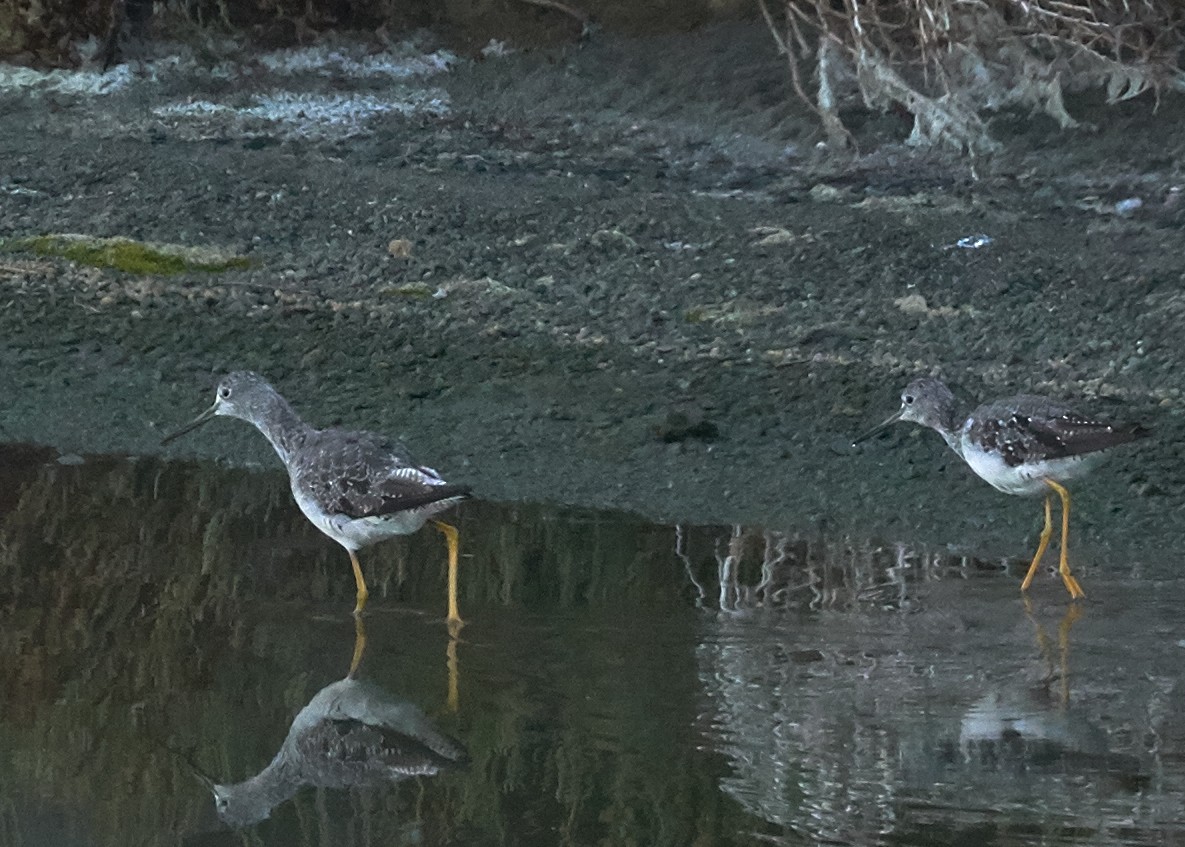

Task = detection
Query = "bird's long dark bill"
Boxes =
[167,746,218,790]
[852,408,904,445]
[160,403,218,446]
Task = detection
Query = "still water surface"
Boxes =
[1,445,1183,846]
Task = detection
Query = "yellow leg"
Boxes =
[433,520,463,627]
[446,624,460,713]
[1057,603,1083,706]
[1023,594,1055,682]
[1023,595,1083,707]
[349,549,369,617]
[1045,479,1085,600]
[348,615,368,678]
[1020,495,1054,593]
[1023,593,1049,654]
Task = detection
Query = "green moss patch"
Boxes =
[0,234,251,275]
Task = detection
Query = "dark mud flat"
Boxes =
[2,447,1184,845]
[1,23,1184,574]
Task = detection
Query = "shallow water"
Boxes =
[1,444,1183,846]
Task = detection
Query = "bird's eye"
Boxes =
[903,394,915,405]
[218,386,231,400]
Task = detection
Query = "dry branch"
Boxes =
[761,0,1185,152]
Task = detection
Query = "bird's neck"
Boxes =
[936,425,965,456]
[217,753,302,825]
[251,396,313,464]
[928,404,966,456]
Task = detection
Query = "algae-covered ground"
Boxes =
[1,23,1184,576]
[1,233,250,273]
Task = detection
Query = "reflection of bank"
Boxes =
[201,619,468,828]
[675,524,1001,612]
[690,534,1158,843]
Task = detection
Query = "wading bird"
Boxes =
[162,371,470,620]
[856,377,1149,599]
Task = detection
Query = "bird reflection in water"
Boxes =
[957,602,1147,790]
[200,618,468,828]
[959,603,1086,768]
[1025,597,1082,706]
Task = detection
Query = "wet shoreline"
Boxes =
[2,23,1183,571]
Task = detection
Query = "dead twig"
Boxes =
[759,0,857,150]
[762,0,1185,152]
[514,0,594,37]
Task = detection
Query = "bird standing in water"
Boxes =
[856,377,1149,599]
[162,372,470,620]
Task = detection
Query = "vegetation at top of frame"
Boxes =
[0,0,751,67]
[3,0,1182,154]
[0,234,251,275]
[760,0,1185,152]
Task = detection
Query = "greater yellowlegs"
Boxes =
[201,620,468,827]
[855,377,1150,599]
[162,372,470,620]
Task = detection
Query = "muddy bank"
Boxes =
[1,23,1183,574]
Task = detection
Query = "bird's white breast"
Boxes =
[291,481,434,550]
[958,433,1098,496]
[292,483,350,545]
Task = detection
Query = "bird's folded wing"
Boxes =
[1022,412,1147,458]
[297,719,452,779]
[297,432,469,520]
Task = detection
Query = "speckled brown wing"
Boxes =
[293,429,471,520]
[969,395,1151,468]
[295,718,466,785]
